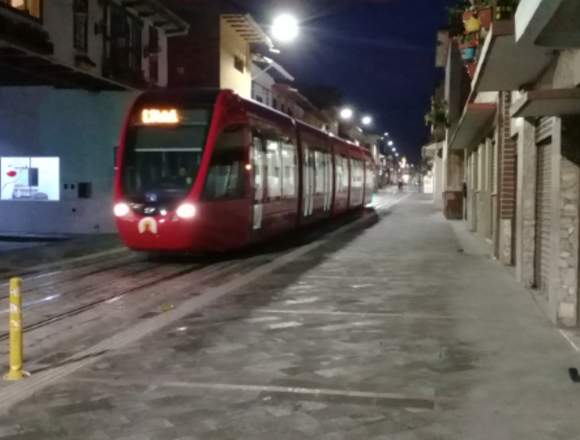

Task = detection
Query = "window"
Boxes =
[336,156,349,192]
[1,0,41,18]
[315,151,324,194]
[281,142,297,198]
[203,127,246,200]
[73,0,88,52]
[266,140,282,198]
[1,157,60,201]
[122,109,212,202]
[106,5,144,83]
[147,26,159,84]
[234,55,245,73]
[351,160,364,189]
[252,125,294,200]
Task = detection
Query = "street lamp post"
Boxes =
[339,107,354,121]
[271,14,300,44]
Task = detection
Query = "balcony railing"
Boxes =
[0,9,52,54]
[449,0,519,79]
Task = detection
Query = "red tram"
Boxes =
[113,89,375,252]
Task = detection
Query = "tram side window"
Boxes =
[366,161,375,192]
[202,126,246,200]
[282,142,297,198]
[337,156,349,192]
[266,140,282,198]
[335,158,343,193]
[314,151,324,194]
[352,160,364,189]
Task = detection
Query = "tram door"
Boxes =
[252,137,265,230]
[303,147,315,217]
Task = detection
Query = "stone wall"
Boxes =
[515,119,537,288]
[555,151,580,326]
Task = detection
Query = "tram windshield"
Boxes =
[122,109,211,204]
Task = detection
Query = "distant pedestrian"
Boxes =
[397,180,404,192]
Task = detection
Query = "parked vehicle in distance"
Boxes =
[113,89,375,252]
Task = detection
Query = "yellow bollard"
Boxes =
[4,277,28,381]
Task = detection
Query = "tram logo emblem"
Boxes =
[138,217,158,234]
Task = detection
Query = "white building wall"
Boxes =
[433,154,444,209]
[251,64,275,107]
[0,88,138,234]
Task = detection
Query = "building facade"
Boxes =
[0,0,187,234]
[432,0,580,327]
[165,0,272,99]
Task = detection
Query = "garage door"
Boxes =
[534,119,553,295]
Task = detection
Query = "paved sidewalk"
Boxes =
[1,194,580,439]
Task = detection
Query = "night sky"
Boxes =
[243,0,456,163]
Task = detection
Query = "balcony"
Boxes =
[515,0,580,47]
[512,88,580,118]
[471,20,554,94]
[117,0,189,37]
[0,5,53,55]
[449,103,496,151]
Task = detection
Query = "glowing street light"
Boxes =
[361,115,373,126]
[384,132,389,136]
[340,107,354,120]
[271,14,299,44]
[387,140,394,147]
[391,147,396,152]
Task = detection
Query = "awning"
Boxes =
[512,88,580,117]
[449,103,496,150]
[119,0,189,36]
[515,0,580,47]
[472,20,555,93]
[422,141,444,159]
[222,14,273,49]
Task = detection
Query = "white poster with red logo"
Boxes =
[0,157,60,201]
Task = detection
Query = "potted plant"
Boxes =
[425,98,449,129]
[466,61,477,78]
[447,0,471,37]
[460,34,479,61]
[495,0,518,20]
[463,13,481,33]
[469,0,494,29]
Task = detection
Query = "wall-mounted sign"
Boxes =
[0,157,60,201]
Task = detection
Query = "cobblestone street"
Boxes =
[1,193,580,439]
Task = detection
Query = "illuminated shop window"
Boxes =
[0,157,60,201]
[1,0,42,18]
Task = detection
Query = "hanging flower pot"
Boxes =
[461,47,476,61]
[466,62,477,79]
[463,14,481,33]
[477,7,493,29]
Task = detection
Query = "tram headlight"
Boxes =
[113,202,130,217]
[176,203,196,219]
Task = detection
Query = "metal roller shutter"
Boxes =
[534,120,553,295]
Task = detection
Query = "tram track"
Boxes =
[0,266,200,342]
[0,256,253,343]
[0,258,157,304]
[0,251,138,290]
